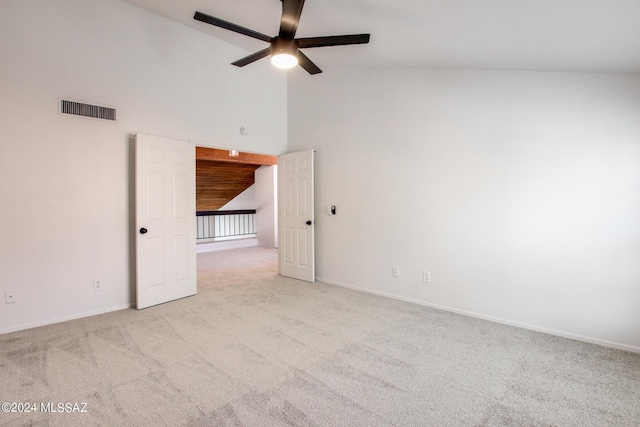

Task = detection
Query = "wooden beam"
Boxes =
[196,147,278,166]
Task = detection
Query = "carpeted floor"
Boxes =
[1,246,639,426]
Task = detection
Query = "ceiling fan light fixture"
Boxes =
[270,38,299,69]
[271,52,298,69]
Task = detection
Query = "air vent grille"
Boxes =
[60,99,116,121]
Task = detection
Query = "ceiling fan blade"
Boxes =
[231,47,272,67]
[194,11,272,43]
[279,0,305,38]
[297,34,371,48]
[297,50,322,75]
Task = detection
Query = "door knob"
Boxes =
[306,220,312,225]
[139,228,148,234]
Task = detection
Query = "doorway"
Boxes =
[195,146,278,253]
[135,135,315,310]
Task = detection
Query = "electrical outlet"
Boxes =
[422,271,431,283]
[5,292,16,304]
[392,266,400,278]
[93,280,103,291]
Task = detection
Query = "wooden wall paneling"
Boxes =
[196,160,261,211]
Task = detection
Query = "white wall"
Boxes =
[0,0,287,333]
[288,67,640,351]
[255,165,278,248]
[219,185,256,211]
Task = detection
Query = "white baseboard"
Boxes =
[196,238,258,253]
[317,277,640,354]
[0,303,134,335]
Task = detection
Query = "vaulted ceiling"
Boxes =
[121,0,640,74]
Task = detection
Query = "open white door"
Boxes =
[135,134,196,309]
[278,150,315,282]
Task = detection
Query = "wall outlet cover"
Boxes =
[5,292,16,304]
[422,271,431,283]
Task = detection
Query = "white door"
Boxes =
[278,150,315,282]
[135,133,196,309]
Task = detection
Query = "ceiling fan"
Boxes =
[194,0,370,75]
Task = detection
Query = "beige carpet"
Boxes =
[1,246,639,426]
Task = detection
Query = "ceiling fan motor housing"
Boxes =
[271,37,299,57]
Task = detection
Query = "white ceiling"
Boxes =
[121,0,640,73]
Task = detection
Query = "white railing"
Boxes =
[196,210,256,241]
